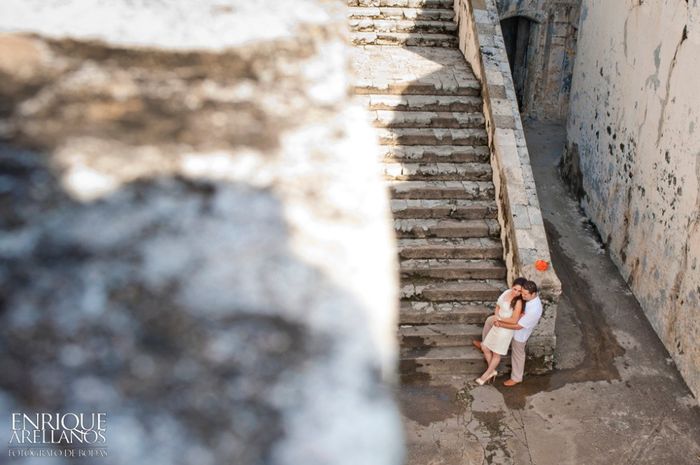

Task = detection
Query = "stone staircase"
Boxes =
[349,0,510,378]
[348,0,458,47]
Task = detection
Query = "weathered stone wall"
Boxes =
[0,0,403,463]
[563,0,700,400]
[454,0,562,372]
[495,0,580,121]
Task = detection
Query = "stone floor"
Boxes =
[398,121,700,465]
[352,46,480,95]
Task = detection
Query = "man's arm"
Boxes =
[494,321,523,330]
[497,300,523,324]
[495,309,526,330]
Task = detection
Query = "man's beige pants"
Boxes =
[481,315,526,382]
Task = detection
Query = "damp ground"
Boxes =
[397,121,700,465]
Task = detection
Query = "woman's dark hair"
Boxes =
[510,277,527,311]
[510,294,524,310]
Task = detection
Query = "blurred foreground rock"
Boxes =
[0,1,402,464]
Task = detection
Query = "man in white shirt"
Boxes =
[492,280,543,386]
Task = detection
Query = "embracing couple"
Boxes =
[472,278,542,386]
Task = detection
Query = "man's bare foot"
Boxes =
[503,379,520,387]
[472,340,482,350]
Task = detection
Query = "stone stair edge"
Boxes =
[400,257,506,267]
[348,0,453,7]
[358,94,483,112]
[397,236,503,244]
[399,345,512,361]
[399,322,483,332]
[398,304,495,325]
[348,7,456,16]
[350,18,458,33]
[351,32,458,47]
[379,145,491,162]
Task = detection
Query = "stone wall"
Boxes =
[563,0,700,400]
[0,0,404,463]
[495,0,580,121]
[454,0,562,372]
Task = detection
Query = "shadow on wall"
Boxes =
[500,15,534,112]
[0,145,402,465]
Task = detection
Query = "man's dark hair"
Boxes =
[513,277,528,287]
[523,280,538,294]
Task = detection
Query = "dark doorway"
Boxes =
[500,16,533,111]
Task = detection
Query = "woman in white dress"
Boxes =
[475,279,526,385]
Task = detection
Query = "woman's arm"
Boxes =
[493,290,510,317]
[498,300,523,325]
[495,321,523,330]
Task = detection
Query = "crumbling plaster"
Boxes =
[563,0,700,400]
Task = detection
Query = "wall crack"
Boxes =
[656,24,688,146]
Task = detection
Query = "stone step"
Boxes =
[384,161,492,181]
[377,128,487,146]
[351,45,481,97]
[348,7,455,21]
[355,81,480,97]
[391,198,498,219]
[348,0,454,8]
[400,346,511,375]
[371,110,485,129]
[402,280,505,302]
[354,79,480,97]
[398,238,503,260]
[350,18,457,33]
[381,145,491,163]
[395,218,499,239]
[351,32,458,47]
[400,301,494,324]
[362,94,482,113]
[401,258,506,280]
[399,323,482,348]
[389,180,494,200]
